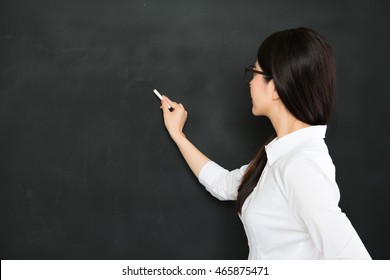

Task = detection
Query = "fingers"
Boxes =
[161,100,186,115]
[161,99,170,114]
[159,95,188,139]
[161,101,187,123]
[161,95,185,111]
[162,95,173,104]
[161,95,175,108]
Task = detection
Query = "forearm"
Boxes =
[172,133,210,177]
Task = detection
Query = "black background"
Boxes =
[1,0,389,259]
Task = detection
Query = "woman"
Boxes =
[159,27,371,259]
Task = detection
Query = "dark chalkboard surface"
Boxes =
[1,0,389,259]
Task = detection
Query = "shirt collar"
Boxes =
[265,125,327,166]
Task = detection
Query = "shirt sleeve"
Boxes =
[198,161,248,201]
[285,159,371,260]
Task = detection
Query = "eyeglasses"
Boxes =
[244,65,272,85]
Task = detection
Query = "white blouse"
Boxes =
[198,125,371,259]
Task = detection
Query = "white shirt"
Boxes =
[198,125,371,259]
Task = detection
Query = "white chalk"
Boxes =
[153,89,172,110]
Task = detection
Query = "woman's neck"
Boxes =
[268,106,310,138]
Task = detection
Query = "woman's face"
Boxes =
[249,61,276,117]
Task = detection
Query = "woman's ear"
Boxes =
[272,88,280,101]
[268,80,280,100]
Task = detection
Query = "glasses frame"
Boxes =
[244,65,272,85]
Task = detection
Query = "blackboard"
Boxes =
[1,0,389,259]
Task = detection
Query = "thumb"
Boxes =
[162,95,175,109]
[162,95,173,104]
[161,99,170,114]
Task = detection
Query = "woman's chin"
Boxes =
[251,107,265,117]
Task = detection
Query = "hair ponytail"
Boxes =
[236,132,275,214]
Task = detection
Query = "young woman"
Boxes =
[159,27,371,259]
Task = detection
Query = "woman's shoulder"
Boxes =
[275,138,336,181]
[273,140,339,203]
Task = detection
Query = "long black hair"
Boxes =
[237,27,336,213]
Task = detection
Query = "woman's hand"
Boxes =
[160,95,188,142]
[159,95,210,177]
